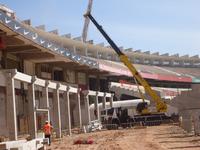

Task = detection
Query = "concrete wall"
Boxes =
[60,97,68,130]
[24,60,35,75]
[48,93,77,129]
[0,86,29,137]
[49,97,54,126]
[81,105,88,125]
[171,84,200,134]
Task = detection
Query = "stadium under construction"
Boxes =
[0,3,200,150]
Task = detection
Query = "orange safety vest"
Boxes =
[43,123,52,135]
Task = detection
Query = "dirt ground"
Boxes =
[48,124,200,150]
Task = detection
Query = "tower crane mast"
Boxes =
[82,0,93,42]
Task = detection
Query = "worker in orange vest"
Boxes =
[43,121,53,146]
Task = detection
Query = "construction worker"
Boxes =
[43,121,53,146]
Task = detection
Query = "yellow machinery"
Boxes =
[84,12,167,114]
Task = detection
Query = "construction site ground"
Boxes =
[48,124,200,150]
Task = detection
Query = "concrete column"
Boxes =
[96,75,100,91]
[110,94,114,108]
[114,91,121,101]
[85,48,88,57]
[85,73,90,90]
[103,93,106,109]
[180,111,192,133]
[95,91,100,120]
[41,81,50,122]
[6,72,17,140]
[96,51,99,59]
[84,91,90,124]
[1,50,7,68]
[27,76,37,139]
[77,88,82,128]
[73,46,77,54]
[53,84,62,138]
[64,86,71,135]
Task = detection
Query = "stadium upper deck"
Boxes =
[0,6,199,84]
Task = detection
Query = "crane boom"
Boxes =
[85,13,167,113]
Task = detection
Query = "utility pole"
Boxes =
[82,0,93,42]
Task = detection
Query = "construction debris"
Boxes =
[84,120,102,133]
[74,138,94,145]
[0,138,48,150]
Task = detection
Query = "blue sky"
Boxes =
[1,0,200,56]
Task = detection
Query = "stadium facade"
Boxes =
[0,5,199,140]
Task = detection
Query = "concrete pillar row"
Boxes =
[27,76,37,139]
[102,93,106,109]
[53,83,62,138]
[65,86,71,135]
[84,91,90,124]
[95,91,100,120]
[77,88,82,128]
[6,72,17,140]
